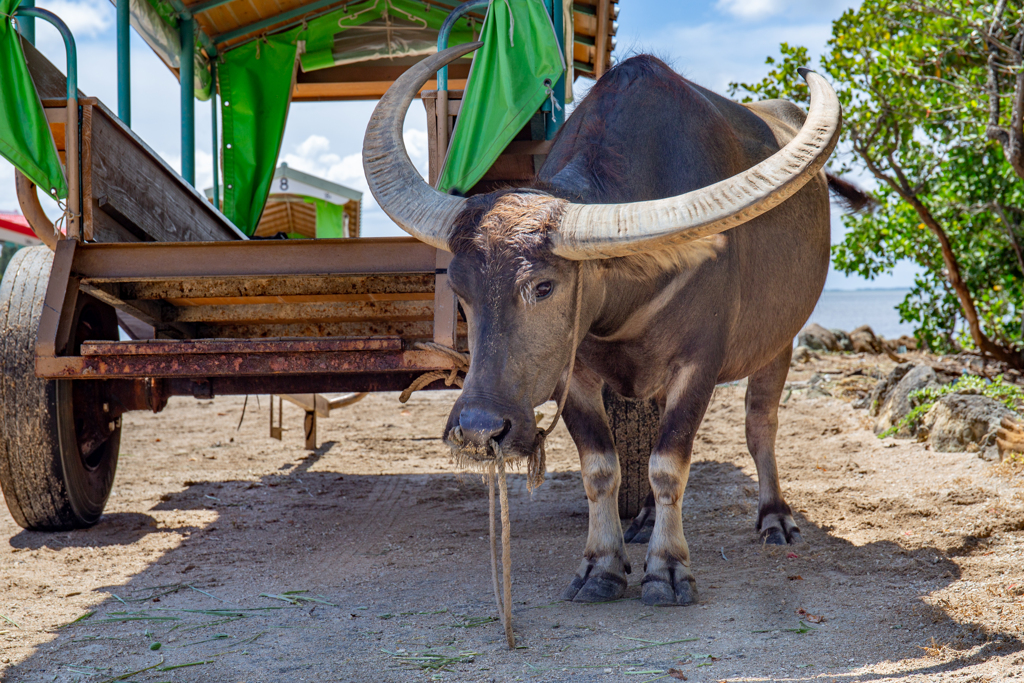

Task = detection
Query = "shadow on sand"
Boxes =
[3,449,1021,682]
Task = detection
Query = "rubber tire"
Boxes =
[602,385,659,520]
[0,246,121,530]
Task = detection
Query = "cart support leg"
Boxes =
[304,410,317,451]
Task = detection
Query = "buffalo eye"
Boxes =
[535,281,553,300]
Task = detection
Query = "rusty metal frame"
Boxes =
[34,238,464,389]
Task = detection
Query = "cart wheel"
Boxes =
[602,385,659,520]
[0,246,121,530]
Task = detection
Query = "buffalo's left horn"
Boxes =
[362,42,481,250]
[550,68,842,259]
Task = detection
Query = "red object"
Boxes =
[0,212,41,246]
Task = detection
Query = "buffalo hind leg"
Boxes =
[623,491,655,544]
[746,345,802,545]
[560,368,631,602]
[642,362,717,606]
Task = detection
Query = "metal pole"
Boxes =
[116,0,130,126]
[211,60,219,209]
[180,12,195,186]
[546,0,565,139]
[437,0,488,91]
[15,0,35,44]
[14,6,80,240]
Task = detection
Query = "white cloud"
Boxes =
[404,129,428,160]
[714,0,859,22]
[715,0,783,21]
[37,0,113,38]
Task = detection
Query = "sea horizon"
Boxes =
[805,289,916,341]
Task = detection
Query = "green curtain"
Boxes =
[437,0,564,193]
[0,0,67,199]
[300,0,476,73]
[304,197,347,238]
[219,29,300,235]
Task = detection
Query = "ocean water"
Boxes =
[805,289,916,340]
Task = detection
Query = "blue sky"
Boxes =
[1,0,920,289]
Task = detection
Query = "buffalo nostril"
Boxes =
[459,408,509,446]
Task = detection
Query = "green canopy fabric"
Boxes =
[0,0,67,200]
[304,197,346,239]
[437,0,564,193]
[300,0,476,73]
[218,1,476,236]
[219,29,300,235]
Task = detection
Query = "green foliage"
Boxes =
[0,241,21,279]
[879,373,1023,438]
[730,0,1024,357]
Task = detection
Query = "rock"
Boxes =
[849,325,883,354]
[830,329,854,352]
[867,363,913,417]
[791,345,819,364]
[883,334,920,353]
[872,364,944,435]
[798,323,839,352]
[919,394,1018,461]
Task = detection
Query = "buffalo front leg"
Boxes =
[642,363,717,606]
[746,345,802,545]
[560,368,631,602]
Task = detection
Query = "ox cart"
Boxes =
[0,0,653,532]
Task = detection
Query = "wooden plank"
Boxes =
[80,336,402,356]
[105,273,435,301]
[196,320,440,340]
[37,348,456,379]
[36,240,79,359]
[433,250,457,348]
[70,238,437,280]
[22,37,84,100]
[166,299,435,325]
[85,103,246,243]
[595,0,610,79]
[166,292,435,306]
[292,79,468,101]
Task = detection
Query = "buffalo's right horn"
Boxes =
[362,42,481,251]
[550,68,842,259]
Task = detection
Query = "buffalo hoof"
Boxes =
[561,556,630,603]
[561,571,627,603]
[640,570,697,606]
[623,506,655,544]
[758,505,802,545]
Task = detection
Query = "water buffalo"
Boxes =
[363,44,840,606]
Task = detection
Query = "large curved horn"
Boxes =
[551,68,842,260]
[363,42,482,250]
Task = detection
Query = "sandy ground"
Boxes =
[1,354,1023,682]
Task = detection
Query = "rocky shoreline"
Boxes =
[793,323,1024,462]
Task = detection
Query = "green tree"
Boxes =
[730,0,1024,368]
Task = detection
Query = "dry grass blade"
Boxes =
[607,637,698,654]
[384,649,478,671]
[55,611,95,629]
[157,659,215,671]
[0,614,21,628]
[259,592,338,607]
[450,615,497,628]
[97,656,164,683]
